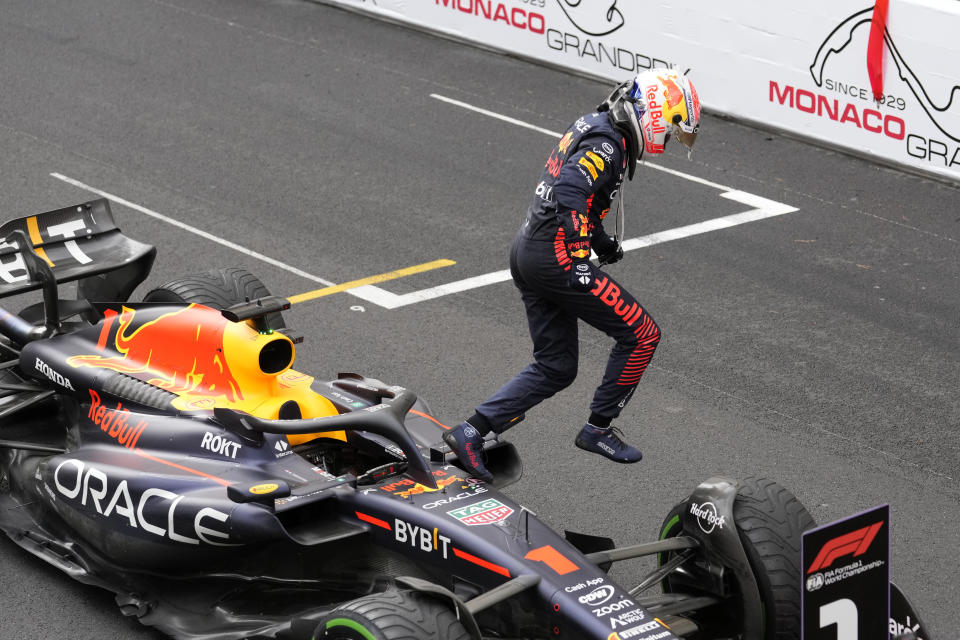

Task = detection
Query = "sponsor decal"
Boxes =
[379,470,461,497]
[68,305,243,402]
[52,459,233,545]
[35,357,75,390]
[590,276,645,326]
[87,389,147,449]
[689,501,726,534]
[564,576,604,593]
[447,497,513,525]
[423,486,488,510]
[394,518,451,559]
[274,439,292,457]
[200,431,241,459]
[889,582,929,640]
[398,474,461,497]
[610,617,660,634]
[578,156,600,179]
[593,598,636,618]
[578,584,615,605]
[249,483,280,495]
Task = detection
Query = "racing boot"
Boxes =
[575,423,642,463]
[443,421,494,483]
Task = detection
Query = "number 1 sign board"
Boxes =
[802,504,889,640]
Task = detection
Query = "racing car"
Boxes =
[0,199,827,639]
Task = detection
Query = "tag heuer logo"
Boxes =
[447,498,514,526]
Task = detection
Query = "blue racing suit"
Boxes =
[475,111,661,432]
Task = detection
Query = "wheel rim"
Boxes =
[321,618,378,640]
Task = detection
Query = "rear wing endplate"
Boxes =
[0,199,155,302]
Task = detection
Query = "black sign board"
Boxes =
[802,504,889,640]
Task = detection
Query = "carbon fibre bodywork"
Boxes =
[0,200,799,640]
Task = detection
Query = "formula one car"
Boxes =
[0,200,818,640]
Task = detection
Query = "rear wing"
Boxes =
[0,199,155,302]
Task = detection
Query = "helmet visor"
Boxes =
[672,124,698,150]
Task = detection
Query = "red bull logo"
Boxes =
[68,304,243,402]
[659,74,689,125]
[87,389,147,448]
[659,74,685,109]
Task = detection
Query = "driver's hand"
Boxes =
[594,234,623,265]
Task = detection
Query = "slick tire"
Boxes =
[143,267,285,330]
[658,477,816,640]
[312,590,471,640]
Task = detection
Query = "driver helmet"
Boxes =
[628,70,701,154]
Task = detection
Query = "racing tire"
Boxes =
[312,590,471,640]
[143,267,285,330]
[658,477,816,640]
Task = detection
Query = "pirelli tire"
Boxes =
[142,267,285,330]
[312,590,472,640]
[658,477,816,640]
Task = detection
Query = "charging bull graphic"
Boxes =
[68,305,243,402]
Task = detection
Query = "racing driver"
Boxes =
[445,70,701,482]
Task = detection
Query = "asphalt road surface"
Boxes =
[0,0,957,638]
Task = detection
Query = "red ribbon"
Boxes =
[867,0,889,102]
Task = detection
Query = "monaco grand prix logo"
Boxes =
[810,7,960,144]
[768,5,960,172]
[555,0,624,36]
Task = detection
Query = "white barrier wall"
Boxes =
[321,0,960,184]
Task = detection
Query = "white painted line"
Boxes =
[52,100,799,312]
[430,94,737,192]
[351,192,797,309]
[51,172,336,287]
[343,98,800,308]
[430,94,564,138]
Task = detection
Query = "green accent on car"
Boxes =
[325,618,377,640]
[657,514,681,567]
[660,514,680,540]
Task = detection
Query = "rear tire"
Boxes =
[658,477,815,640]
[143,267,285,330]
[312,590,471,640]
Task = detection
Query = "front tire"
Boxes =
[143,267,285,330]
[658,477,816,640]
[312,590,471,640]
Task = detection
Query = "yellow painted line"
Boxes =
[25,216,54,266]
[288,259,456,304]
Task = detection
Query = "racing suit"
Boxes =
[474,111,661,433]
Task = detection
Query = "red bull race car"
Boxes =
[0,199,918,640]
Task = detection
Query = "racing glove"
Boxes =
[593,234,623,266]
